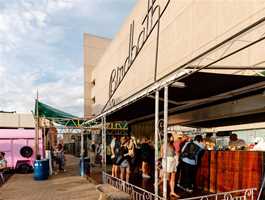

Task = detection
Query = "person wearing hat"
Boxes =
[120,136,131,182]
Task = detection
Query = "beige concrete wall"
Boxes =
[83,33,111,117]
[91,0,265,115]
[0,113,35,128]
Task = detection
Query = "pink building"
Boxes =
[0,129,42,169]
[0,113,43,170]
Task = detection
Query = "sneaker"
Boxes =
[142,174,151,179]
[185,188,193,193]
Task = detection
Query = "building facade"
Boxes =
[84,33,111,117]
[0,112,35,128]
[84,0,265,120]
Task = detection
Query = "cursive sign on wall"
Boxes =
[108,0,171,108]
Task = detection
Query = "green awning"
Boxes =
[34,100,83,127]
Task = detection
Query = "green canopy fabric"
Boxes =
[34,100,83,127]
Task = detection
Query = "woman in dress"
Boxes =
[161,133,179,198]
[119,137,131,182]
[110,136,120,178]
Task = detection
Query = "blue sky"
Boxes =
[0,0,136,116]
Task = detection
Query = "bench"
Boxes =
[96,184,130,200]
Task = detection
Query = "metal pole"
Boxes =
[80,127,84,176]
[35,91,39,159]
[102,116,107,183]
[102,116,107,169]
[43,126,46,159]
[257,175,265,200]
[155,90,159,198]
[163,86,168,199]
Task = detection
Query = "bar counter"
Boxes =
[196,150,264,192]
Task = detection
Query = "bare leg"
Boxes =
[120,167,125,181]
[142,162,145,174]
[115,166,120,178]
[157,169,163,186]
[112,165,115,177]
[170,172,179,198]
[126,167,130,182]
[142,162,148,176]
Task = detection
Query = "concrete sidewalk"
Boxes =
[0,155,99,200]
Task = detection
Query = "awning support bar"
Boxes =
[80,127,84,177]
[163,85,168,199]
[154,90,159,198]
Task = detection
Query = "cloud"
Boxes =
[0,0,136,116]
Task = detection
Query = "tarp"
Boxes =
[34,101,83,127]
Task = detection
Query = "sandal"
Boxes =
[170,192,180,198]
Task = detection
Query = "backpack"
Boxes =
[181,141,202,161]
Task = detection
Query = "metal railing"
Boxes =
[179,188,257,200]
[103,172,256,200]
[102,172,165,200]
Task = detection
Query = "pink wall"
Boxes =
[0,129,43,168]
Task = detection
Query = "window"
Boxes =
[92,96,96,104]
[91,79,96,86]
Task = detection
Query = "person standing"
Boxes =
[140,137,152,179]
[229,133,246,150]
[204,133,216,150]
[120,137,131,182]
[179,135,205,193]
[110,136,120,178]
[90,142,96,167]
[174,135,186,185]
[56,144,65,172]
[95,143,103,165]
[127,137,137,175]
[161,133,179,198]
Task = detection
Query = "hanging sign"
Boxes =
[108,0,171,105]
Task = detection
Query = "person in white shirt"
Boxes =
[229,134,246,150]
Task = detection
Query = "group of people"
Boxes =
[159,133,205,197]
[109,133,206,197]
[110,135,154,182]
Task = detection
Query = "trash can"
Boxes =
[34,159,49,180]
